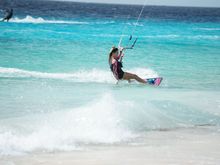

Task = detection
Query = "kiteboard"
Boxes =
[146,77,163,86]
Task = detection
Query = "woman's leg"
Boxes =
[123,72,146,84]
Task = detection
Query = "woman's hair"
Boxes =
[108,47,118,65]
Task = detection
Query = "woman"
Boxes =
[109,47,147,84]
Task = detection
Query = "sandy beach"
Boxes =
[1,127,220,165]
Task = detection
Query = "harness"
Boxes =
[110,60,123,80]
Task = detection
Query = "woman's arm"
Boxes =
[118,47,124,62]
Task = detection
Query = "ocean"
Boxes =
[0,0,220,160]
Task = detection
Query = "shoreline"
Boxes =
[1,127,220,165]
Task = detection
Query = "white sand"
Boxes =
[1,127,220,165]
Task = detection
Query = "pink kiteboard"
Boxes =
[146,77,163,86]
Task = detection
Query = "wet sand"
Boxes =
[1,127,220,165]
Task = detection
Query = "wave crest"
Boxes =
[11,15,88,24]
[0,93,218,155]
[0,67,158,83]
[194,28,220,31]
[0,94,136,155]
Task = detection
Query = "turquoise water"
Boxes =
[0,2,220,155]
[1,19,219,88]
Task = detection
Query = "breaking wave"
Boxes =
[0,67,158,83]
[10,15,88,24]
[0,93,219,155]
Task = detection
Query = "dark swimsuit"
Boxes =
[110,60,124,80]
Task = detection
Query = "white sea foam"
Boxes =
[10,15,88,24]
[0,92,219,155]
[94,21,115,24]
[195,28,220,31]
[141,35,179,39]
[0,94,136,155]
[140,34,220,40]
[80,33,220,40]
[9,15,116,25]
[188,35,220,40]
[126,22,144,26]
[0,67,158,83]
[127,68,158,78]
